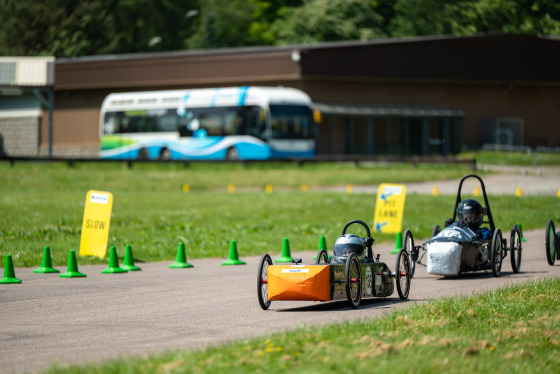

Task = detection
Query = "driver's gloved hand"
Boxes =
[362,237,374,247]
[444,218,454,227]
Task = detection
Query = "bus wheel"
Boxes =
[226,147,239,161]
[138,148,150,160]
[158,148,171,160]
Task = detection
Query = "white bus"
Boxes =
[99,86,318,160]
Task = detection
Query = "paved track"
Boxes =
[1,228,559,373]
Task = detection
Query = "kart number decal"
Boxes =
[281,269,309,273]
[365,267,373,296]
[440,230,462,239]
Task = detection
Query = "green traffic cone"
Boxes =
[33,246,60,273]
[169,242,194,268]
[122,244,141,271]
[276,237,293,263]
[101,246,127,274]
[0,255,22,284]
[390,232,402,254]
[517,223,526,242]
[59,250,86,278]
[319,235,327,250]
[221,240,246,265]
[313,235,329,260]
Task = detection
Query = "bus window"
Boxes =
[197,113,222,136]
[224,112,243,135]
[269,105,313,140]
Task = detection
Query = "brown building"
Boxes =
[2,33,560,158]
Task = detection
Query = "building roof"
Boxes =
[0,57,55,88]
[313,103,464,117]
[54,33,560,90]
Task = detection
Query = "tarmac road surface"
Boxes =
[326,166,560,196]
[1,228,559,374]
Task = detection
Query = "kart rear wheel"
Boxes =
[431,225,441,238]
[257,254,272,310]
[545,220,556,266]
[509,224,522,273]
[395,248,411,301]
[345,253,362,309]
[491,229,503,277]
[315,249,329,264]
[403,229,416,278]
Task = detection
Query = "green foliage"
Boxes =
[0,0,200,57]
[389,0,459,36]
[389,0,560,37]
[185,0,255,49]
[1,0,560,56]
[270,0,386,44]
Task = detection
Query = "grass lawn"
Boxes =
[1,161,559,267]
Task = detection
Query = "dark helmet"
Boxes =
[457,199,483,229]
[333,234,366,262]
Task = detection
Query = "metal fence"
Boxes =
[481,143,560,167]
[0,154,477,170]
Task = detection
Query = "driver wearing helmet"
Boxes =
[333,234,373,263]
[456,199,492,240]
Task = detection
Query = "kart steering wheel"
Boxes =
[342,220,375,259]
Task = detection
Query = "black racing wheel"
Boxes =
[257,254,272,310]
[395,248,411,301]
[491,228,503,277]
[545,220,556,266]
[509,224,522,273]
[402,229,416,278]
[315,249,329,264]
[345,253,362,309]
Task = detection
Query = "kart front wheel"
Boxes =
[545,220,556,266]
[395,248,411,301]
[257,254,272,310]
[491,229,503,277]
[345,253,362,309]
[510,224,522,273]
[315,249,329,264]
[403,229,416,278]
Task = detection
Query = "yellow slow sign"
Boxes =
[79,190,113,258]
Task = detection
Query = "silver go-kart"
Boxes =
[403,174,522,277]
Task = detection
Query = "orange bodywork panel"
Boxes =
[268,264,331,301]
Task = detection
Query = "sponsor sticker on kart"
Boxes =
[365,267,373,296]
[281,269,310,273]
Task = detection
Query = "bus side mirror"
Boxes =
[313,109,322,124]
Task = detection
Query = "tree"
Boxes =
[184,0,255,49]
[388,0,560,37]
[269,0,387,45]
[0,0,200,57]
